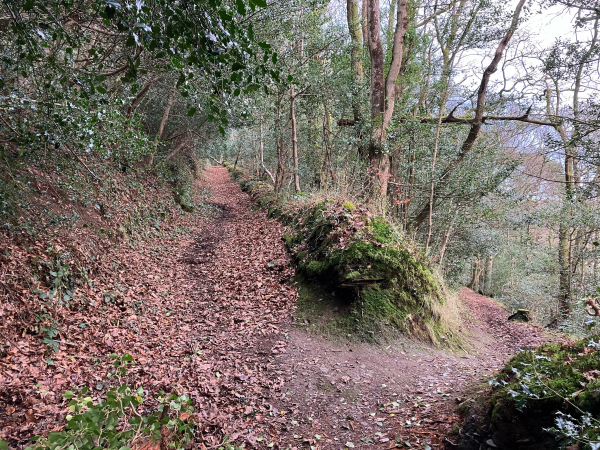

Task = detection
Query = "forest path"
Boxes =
[1,166,560,449]
[187,166,561,449]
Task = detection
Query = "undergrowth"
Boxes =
[21,354,196,450]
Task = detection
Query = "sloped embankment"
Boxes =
[458,336,598,449]
[231,171,454,343]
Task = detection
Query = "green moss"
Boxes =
[278,200,445,342]
[361,286,404,326]
[343,201,356,212]
[494,338,600,414]
[224,170,448,343]
[462,336,600,449]
[305,260,330,276]
[369,217,396,244]
[282,234,296,249]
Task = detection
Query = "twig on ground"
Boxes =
[0,329,29,357]
[66,146,100,181]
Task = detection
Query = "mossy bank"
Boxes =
[457,336,600,450]
[228,167,455,344]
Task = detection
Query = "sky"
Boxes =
[526,3,577,45]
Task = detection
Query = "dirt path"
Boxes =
[182,167,559,450]
[1,166,561,449]
[1,166,297,448]
[270,290,560,449]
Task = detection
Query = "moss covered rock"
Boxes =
[281,200,444,340]
[234,174,449,342]
[458,336,600,450]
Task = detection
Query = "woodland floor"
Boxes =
[0,166,565,449]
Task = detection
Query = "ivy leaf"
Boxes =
[250,0,268,7]
[235,0,246,15]
[244,84,260,93]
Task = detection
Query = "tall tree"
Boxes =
[364,0,409,207]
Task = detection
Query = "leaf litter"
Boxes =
[0,166,564,449]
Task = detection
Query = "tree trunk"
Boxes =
[322,103,336,186]
[347,0,364,83]
[233,147,242,170]
[259,117,275,184]
[437,203,456,265]
[558,222,571,315]
[484,255,494,296]
[364,0,409,208]
[557,14,599,316]
[385,0,397,61]
[347,0,365,154]
[290,85,301,192]
[366,0,386,137]
[468,258,480,291]
[147,85,176,167]
[361,0,369,48]
[127,75,157,117]
[274,102,286,192]
[165,136,190,163]
[425,87,451,252]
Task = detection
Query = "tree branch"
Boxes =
[93,47,143,77]
[127,75,158,117]
[68,20,127,37]
[415,0,460,28]
[409,0,528,229]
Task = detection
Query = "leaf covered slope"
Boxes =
[235,172,451,343]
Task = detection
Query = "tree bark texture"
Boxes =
[347,0,364,126]
[259,117,275,184]
[274,102,287,193]
[364,0,409,207]
[290,85,301,192]
[147,85,176,167]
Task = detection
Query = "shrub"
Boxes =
[24,354,196,450]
